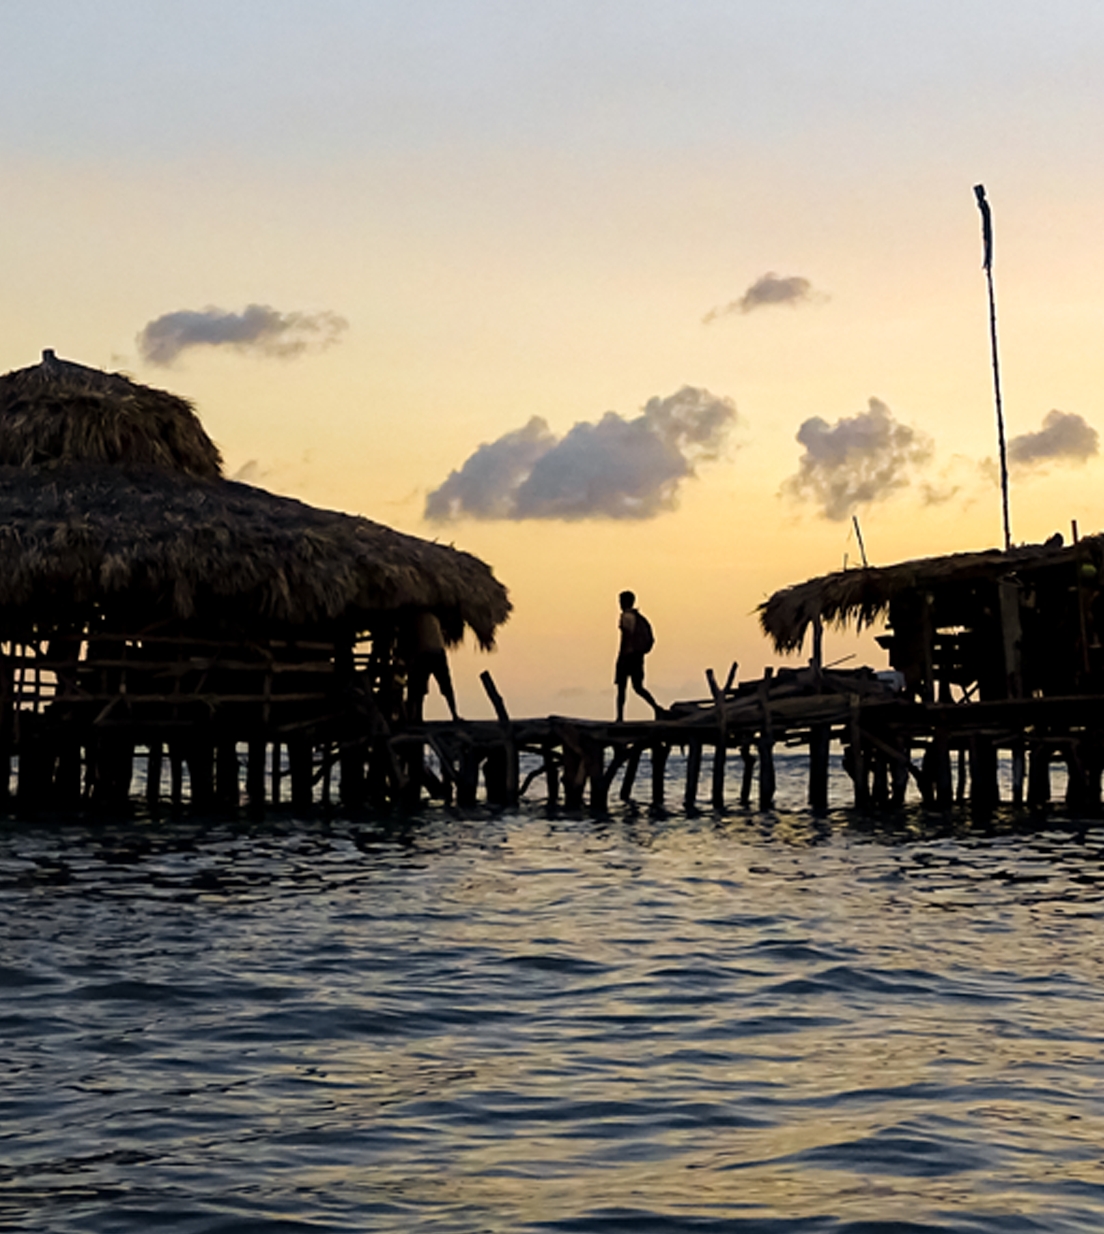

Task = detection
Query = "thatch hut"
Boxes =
[0,351,510,808]
[759,534,1104,703]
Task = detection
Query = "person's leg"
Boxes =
[631,659,661,716]
[407,659,429,724]
[616,680,627,723]
[430,652,460,721]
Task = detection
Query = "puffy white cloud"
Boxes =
[783,397,932,521]
[425,386,737,522]
[137,304,347,365]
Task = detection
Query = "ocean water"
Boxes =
[2,750,1104,1233]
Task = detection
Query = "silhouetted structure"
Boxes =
[0,351,509,811]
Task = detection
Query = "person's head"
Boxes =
[619,590,635,611]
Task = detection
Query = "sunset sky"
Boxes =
[4,1,1104,717]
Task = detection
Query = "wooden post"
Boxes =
[562,743,585,809]
[739,744,756,807]
[216,740,239,807]
[969,735,999,813]
[955,747,968,804]
[757,671,776,810]
[848,694,868,809]
[484,743,509,806]
[170,742,185,809]
[1064,740,1089,816]
[146,741,163,809]
[586,738,607,812]
[188,736,215,809]
[289,738,313,810]
[1027,741,1050,809]
[651,742,668,807]
[271,741,283,805]
[1010,739,1026,807]
[247,738,266,812]
[934,729,953,808]
[684,741,702,809]
[620,744,642,803]
[706,668,727,810]
[543,740,561,807]
[808,724,830,811]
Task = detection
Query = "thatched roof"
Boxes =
[0,354,510,646]
[759,536,1101,654]
[0,351,222,479]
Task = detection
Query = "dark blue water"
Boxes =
[3,752,1104,1232]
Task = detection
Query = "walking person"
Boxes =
[615,590,661,723]
[407,610,460,722]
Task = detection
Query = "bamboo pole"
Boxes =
[974,184,1012,551]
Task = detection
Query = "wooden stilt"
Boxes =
[215,740,239,807]
[955,747,968,804]
[684,741,702,809]
[934,730,953,808]
[740,744,756,807]
[170,742,185,808]
[620,744,642,803]
[247,738,266,811]
[543,740,561,806]
[809,724,830,811]
[969,735,999,813]
[289,738,313,810]
[340,741,366,808]
[146,741,163,809]
[651,742,668,807]
[849,695,867,809]
[585,738,607,811]
[271,741,283,805]
[562,743,585,809]
[758,674,776,810]
[188,736,215,809]
[1010,739,1026,807]
[1027,741,1050,809]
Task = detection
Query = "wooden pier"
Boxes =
[7,643,1100,817]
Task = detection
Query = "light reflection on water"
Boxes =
[1,752,1104,1232]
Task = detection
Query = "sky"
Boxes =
[4,1,1104,718]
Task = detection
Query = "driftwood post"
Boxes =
[808,724,830,812]
[684,741,702,809]
[706,668,727,809]
[757,670,776,810]
[848,695,868,809]
[651,742,668,807]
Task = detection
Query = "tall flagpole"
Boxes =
[974,184,1012,551]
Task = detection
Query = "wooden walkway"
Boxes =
[5,655,1104,816]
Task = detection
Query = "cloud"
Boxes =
[425,386,737,522]
[137,304,348,365]
[1008,410,1099,471]
[703,272,823,324]
[783,397,932,521]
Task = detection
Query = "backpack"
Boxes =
[633,611,655,654]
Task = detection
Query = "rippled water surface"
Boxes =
[3,753,1104,1232]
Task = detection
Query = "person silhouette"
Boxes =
[615,590,661,723]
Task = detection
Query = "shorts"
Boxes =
[615,651,646,689]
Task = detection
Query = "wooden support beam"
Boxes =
[651,742,668,807]
[969,735,1000,813]
[740,744,756,807]
[480,671,510,724]
[146,741,163,809]
[216,740,239,807]
[1010,739,1026,807]
[247,739,266,812]
[684,741,702,809]
[1027,740,1050,809]
[543,741,561,807]
[848,694,868,809]
[289,738,313,810]
[706,668,727,809]
[808,724,830,811]
[620,744,642,803]
[758,673,776,811]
